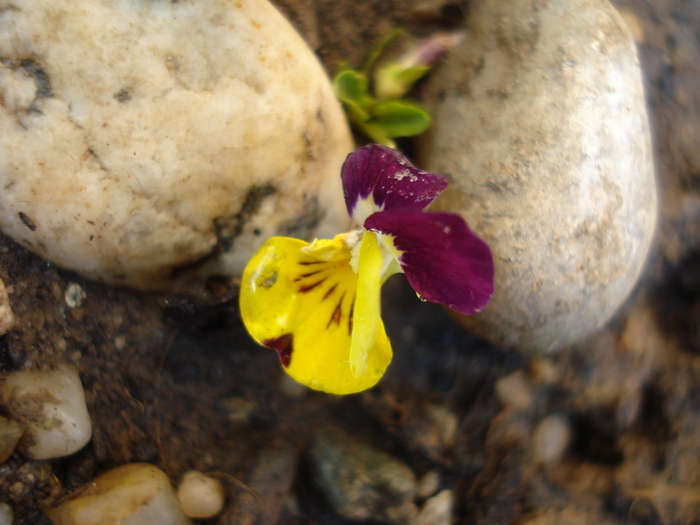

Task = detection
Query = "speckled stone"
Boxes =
[309,430,417,523]
[419,0,657,353]
[0,0,352,290]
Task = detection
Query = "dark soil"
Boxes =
[2,0,700,524]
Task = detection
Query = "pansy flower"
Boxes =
[240,144,494,395]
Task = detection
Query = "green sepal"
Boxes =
[369,99,432,138]
[374,63,432,100]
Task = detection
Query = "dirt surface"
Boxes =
[2,0,700,523]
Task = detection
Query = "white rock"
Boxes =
[47,463,191,525]
[177,470,225,519]
[0,415,23,463]
[420,0,657,353]
[0,0,353,290]
[1,365,92,460]
[532,415,572,464]
[0,278,14,336]
[415,490,453,525]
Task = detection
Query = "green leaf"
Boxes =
[374,63,432,100]
[361,28,404,76]
[333,70,374,119]
[369,100,432,138]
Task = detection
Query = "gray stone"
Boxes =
[419,0,657,353]
[308,429,417,523]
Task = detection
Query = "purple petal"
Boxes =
[365,209,494,315]
[341,144,448,225]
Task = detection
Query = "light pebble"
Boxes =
[48,463,191,525]
[1,365,92,460]
[177,471,225,519]
[494,370,534,411]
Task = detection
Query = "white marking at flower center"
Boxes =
[394,169,418,182]
[352,196,383,227]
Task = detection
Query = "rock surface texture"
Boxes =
[419,0,657,352]
[0,0,352,290]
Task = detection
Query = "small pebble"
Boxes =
[532,415,572,464]
[219,397,257,424]
[113,335,127,351]
[0,503,13,525]
[64,283,86,309]
[415,490,453,525]
[280,374,308,398]
[529,359,559,385]
[0,415,23,463]
[420,405,458,450]
[0,278,15,336]
[177,471,225,519]
[416,471,441,500]
[47,463,190,525]
[1,365,92,460]
[410,0,447,18]
[495,370,534,411]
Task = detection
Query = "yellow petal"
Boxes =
[349,231,383,377]
[239,236,392,395]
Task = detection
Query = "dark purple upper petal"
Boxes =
[341,144,448,225]
[365,209,494,315]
